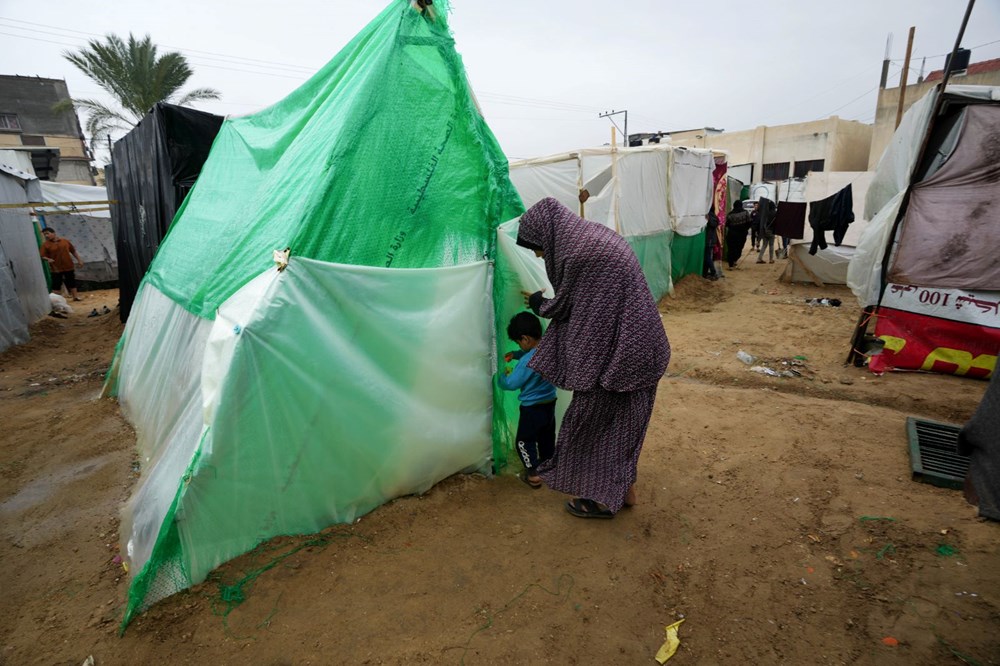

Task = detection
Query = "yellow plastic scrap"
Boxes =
[655,618,685,664]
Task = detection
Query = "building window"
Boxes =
[794,159,825,178]
[762,162,790,181]
[0,113,22,131]
[20,135,45,146]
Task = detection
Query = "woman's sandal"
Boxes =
[519,473,543,490]
[565,497,613,519]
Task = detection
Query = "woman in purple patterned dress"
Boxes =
[515,198,671,518]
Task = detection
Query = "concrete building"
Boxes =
[868,57,1000,169]
[0,75,95,184]
[649,116,873,184]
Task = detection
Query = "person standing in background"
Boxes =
[725,200,751,268]
[703,208,721,281]
[755,198,777,264]
[40,226,84,301]
[750,201,761,251]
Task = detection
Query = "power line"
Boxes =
[476,92,602,113]
[780,65,884,113]
[0,16,319,73]
[817,83,881,119]
[1,28,313,82]
[888,37,1000,62]
[1,21,615,116]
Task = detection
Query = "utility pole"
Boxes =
[879,33,893,88]
[894,27,916,129]
[599,109,628,148]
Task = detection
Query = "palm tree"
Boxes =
[57,33,220,149]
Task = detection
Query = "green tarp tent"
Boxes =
[107,0,524,627]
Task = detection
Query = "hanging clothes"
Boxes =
[772,201,806,240]
[808,184,854,255]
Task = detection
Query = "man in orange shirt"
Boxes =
[40,226,84,302]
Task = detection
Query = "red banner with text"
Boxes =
[871,284,999,378]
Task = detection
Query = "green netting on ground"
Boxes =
[626,230,673,301]
[120,444,202,632]
[670,230,706,285]
[144,0,522,320]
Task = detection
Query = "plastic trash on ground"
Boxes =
[655,619,686,664]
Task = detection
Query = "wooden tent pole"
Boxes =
[894,27,916,130]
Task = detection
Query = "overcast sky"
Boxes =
[1,0,998,162]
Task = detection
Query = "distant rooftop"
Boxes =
[662,127,725,135]
[925,57,1000,82]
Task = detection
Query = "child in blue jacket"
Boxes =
[499,311,557,489]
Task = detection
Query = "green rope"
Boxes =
[208,529,362,633]
[937,635,983,666]
[453,574,575,665]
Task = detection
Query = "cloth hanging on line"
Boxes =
[772,201,806,239]
[808,184,854,255]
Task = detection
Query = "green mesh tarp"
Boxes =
[144,0,521,319]
[112,0,524,630]
[670,229,705,285]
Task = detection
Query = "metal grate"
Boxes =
[906,417,969,490]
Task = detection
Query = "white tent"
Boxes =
[509,145,717,298]
[38,182,118,283]
[0,163,50,352]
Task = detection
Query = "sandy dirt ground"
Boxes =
[1,258,998,666]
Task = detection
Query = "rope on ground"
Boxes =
[449,573,575,665]
[206,529,365,638]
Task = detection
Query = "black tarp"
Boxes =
[106,103,223,321]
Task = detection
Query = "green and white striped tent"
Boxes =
[107,0,529,627]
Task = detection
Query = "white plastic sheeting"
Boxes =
[0,149,35,175]
[115,284,213,595]
[749,182,777,203]
[38,182,111,219]
[115,258,495,606]
[617,151,670,236]
[848,193,906,305]
[863,88,940,221]
[0,164,50,352]
[777,178,807,203]
[496,218,553,298]
[787,243,855,285]
[580,152,615,230]
[507,154,580,216]
[668,148,714,236]
[510,145,715,237]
